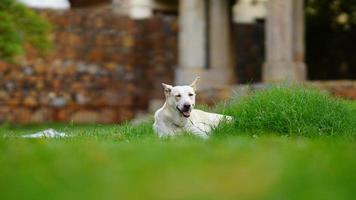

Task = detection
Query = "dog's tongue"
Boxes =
[182,111,190,118]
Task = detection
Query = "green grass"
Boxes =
[0,86,355,200]
[217,85,355,137]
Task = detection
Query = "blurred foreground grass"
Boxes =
[0,86,355,200]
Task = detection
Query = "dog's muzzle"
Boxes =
[176,106,191,118]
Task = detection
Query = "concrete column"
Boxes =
[263,0,306,82]
[176,0,207,86]
[209,0,233,80]
[129,0,153,19]
[113,0,153,19]
[176,0,233,88]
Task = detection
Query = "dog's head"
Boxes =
[162,77,200,118]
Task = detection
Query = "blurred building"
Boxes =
[113,0,306,87]
[1,0,354,123]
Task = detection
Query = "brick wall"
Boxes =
[0,8,177,123]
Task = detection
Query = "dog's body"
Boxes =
[153,77,232,138]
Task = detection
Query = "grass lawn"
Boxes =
[0,86,355,200]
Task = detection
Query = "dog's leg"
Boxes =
[191,130,209,139]
[187,124,209,139]
[154,121,176,137]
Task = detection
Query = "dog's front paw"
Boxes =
[191,132,209,139]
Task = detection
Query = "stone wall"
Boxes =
[0,8,177,123]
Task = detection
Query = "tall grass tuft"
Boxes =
[216,86,355,137]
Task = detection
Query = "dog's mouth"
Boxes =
[176,106,191,118]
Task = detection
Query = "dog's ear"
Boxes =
[190,76,200,91]
[162,83,173,96]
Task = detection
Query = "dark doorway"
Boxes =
[233,20,265,84]
[305,0,356,80]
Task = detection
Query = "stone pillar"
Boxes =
[113,0,153,19]
[176,0,233,88]
[129,0,153,19]
[176,0,207,86]
[263,0,306,82]
[209,0,234,83]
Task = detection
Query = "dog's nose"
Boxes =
[184,104,191,109]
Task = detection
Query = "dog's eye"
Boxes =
[189,93,194,97]
[175,94,181,98]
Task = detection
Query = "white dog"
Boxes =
[153,77,232,138]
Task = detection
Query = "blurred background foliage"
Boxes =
[0,0,52,62]
[306,0,356,79]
